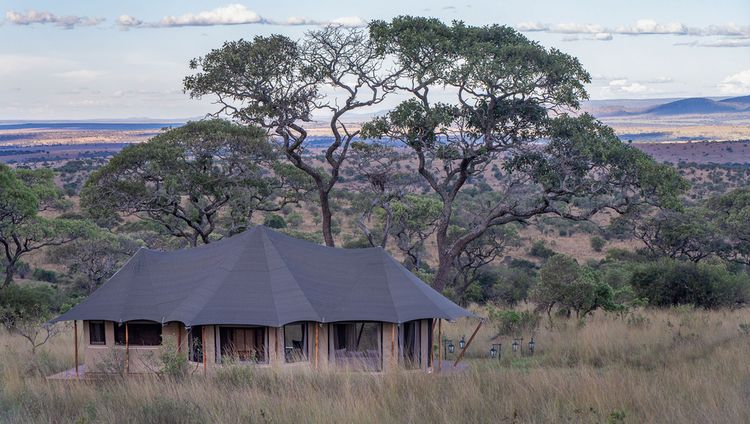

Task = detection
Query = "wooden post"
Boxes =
[429,319,435,369]
[125,322,129,374]
[314,324,319,369]
[437,319,442,372]
[177,324,182,353]
[391,323,395,359]
[453,320,483,367]
[74,320,79,377]
[202,326,207,374]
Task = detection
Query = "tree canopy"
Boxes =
[81,120,309,247]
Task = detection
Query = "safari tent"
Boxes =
[52,226,475,375]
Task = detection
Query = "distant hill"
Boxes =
[719,95,750,105]
[643,98,742,115]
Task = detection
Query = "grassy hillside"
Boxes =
[1,307,748,423]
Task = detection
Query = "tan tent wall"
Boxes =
[82,320,435,374]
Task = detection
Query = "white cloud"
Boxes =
[718,69,750,94]
[677,38,750,48]
[55,69,105,80]
[615,19,688,35]
[157,4,266,27]
[116,4,366,29]
[329,16,367,28]
[515,19,750,45]
[5,9,104,29]
[601,78,654,95]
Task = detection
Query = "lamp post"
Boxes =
[490,343,501,360]
[528,337,536,355]
[459,335,466,350]
[511,338,520,353]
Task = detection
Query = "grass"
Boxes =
[1,307,749,423]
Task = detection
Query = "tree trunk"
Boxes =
[432,253,453,292]
[319,191,335,247]
[2,262,16,288]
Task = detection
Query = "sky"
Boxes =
[1,0,749,120]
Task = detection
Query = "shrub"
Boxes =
[489,308,540,338]
[529,240,555,259]
[630,259,750,308]
[32,268,58,284]
[590,236,606,252]
[263,214,287,229]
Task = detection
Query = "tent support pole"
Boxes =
[437,319,442,372]
[74,320,79,377]
[429,319,435,370]
[453,320,483,368]
[202,326,207,374]
[391,324,395,360]
[125,322,129,375]
[177,325,182,353]
[314,324,319,369]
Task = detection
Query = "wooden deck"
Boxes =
[46,365,90,381]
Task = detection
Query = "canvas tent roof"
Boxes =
[53,226,473,326]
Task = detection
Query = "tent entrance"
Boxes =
[188,326,204,363]
[399,320,422,369]
[329,322,382,371]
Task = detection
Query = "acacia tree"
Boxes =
[81,120,308,247]
[361,17,685,293]
[390,194,443,270]
[0,165,89,287]
[184,26,397,246]
[49,232,141,294]
[348,141,415,248]
[708,187,750,265]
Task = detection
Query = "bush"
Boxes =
[590,236,606,252]
[529,240,555,259]
[489,308,540,338]
[263,214,287,229]
[286,211,304,228]
[32,268,58,284]
[630,259,750,308]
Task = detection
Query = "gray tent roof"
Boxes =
[53,226,473,326]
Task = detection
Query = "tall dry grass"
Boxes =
[1,307,749,423]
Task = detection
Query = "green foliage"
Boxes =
[263,214,287,229]
[488,308,540,338]
[533,254,626,319]
[590,236,606,252]
[31,268,58,284]
[529,240,555,259]
[82,120,308,246]
[157,335,189,379]
[630,259,750,308]
[0,164,91,287]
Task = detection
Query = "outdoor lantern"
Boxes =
[512,339,520,352]
[490,343,501,359]
[459,335,466,350]
[528,337,536,355]
[448,340,455,354]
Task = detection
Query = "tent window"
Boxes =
[114,322,162,346]
[329,322,382,371]
[89,321,106,345]
[188,326,203,363]
[284,322,308,363]
[219,326,267,363]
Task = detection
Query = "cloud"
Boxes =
[718,69,750,95]
[515,19,750,44]
[5,9,104,29]
[676,38,750,48]
[55,69,105,80]
[117,4,366,30]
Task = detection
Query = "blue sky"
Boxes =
[1,0,749,119]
